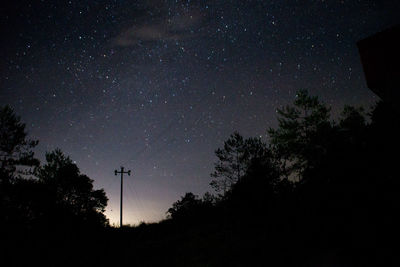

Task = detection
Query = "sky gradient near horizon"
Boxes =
[1,0,399,225]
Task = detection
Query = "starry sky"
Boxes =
[1,0,399,225]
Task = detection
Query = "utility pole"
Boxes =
[115,166,131,227]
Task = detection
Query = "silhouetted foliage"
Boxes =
[223,143,282,214]
[268,89,331,180]
[159,89,399,266]
[210,132,272,194]
[36,149,109,227]
[3,91,400,267]
[0,105,39,181]
[167,192,217,222]
[0,106,108,235]
[0,105,40,230]
[167,192,201,219]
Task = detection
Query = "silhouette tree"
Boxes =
[268,89,331,181]
[339,105,366,131]
[36,149,109,227]
[0,105,40,229]
[226,151,282,211]
[202,191,217,205]
[267,91,391,247]
[167,192,202,220]
[0,105,39,182]
[0,106,108,230]
[161,93,400,264]
[210,132,270,194]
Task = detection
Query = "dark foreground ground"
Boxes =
[2,218,397,267]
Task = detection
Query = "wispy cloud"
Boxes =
[114,10,205,46]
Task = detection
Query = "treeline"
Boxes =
[1,90,399,266]
[159,90,399,265]
[0,105,110,265]
[0,105,108,231]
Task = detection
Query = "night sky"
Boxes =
[1,0,399,225]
